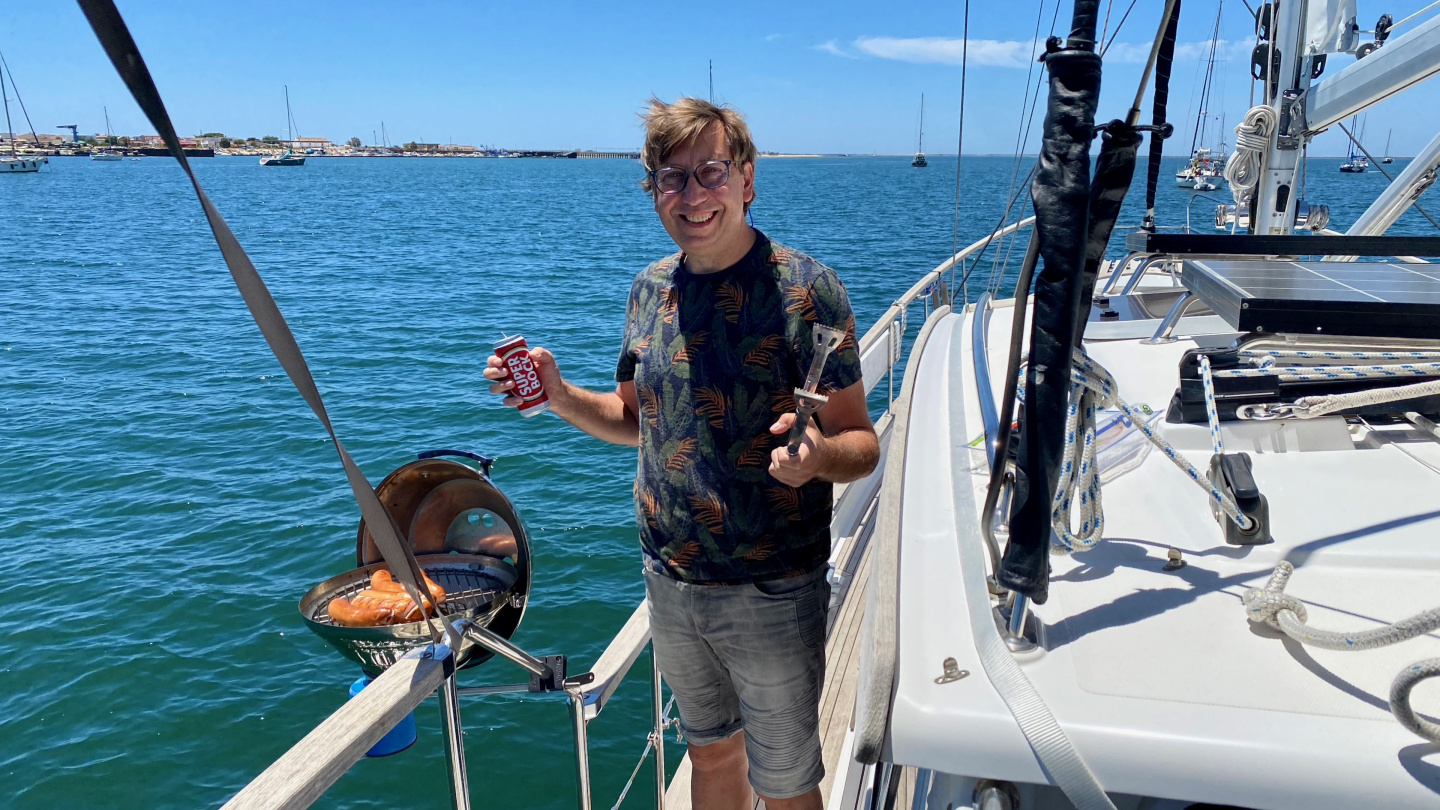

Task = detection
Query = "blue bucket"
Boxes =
[350,676,418,757]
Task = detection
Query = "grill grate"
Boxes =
[299,554,521,676]
[308,568,509,627]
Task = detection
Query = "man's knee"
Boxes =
[688,731,747,773]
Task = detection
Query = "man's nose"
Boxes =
[680,176,710,205]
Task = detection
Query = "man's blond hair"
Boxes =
[639,96,757,209]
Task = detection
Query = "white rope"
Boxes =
[1224,105,1277,203]
[1049,350,1253,555]
[1216,362,1440,381]
[1243,562,1440,743]
[1292,378,1440,419]
[1241,349,1440,362]
[1200,355,1224,455]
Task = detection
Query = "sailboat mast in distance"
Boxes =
[912,93,928,167]
[1,63,13,158]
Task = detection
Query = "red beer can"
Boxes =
[495,335,551,417]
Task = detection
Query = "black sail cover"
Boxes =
[1075,123,1144,340]
[998,44,1103,603]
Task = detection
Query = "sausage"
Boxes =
[369,568,447,605]
[326,595,421,627]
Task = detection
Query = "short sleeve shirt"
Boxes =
[616,231,862,584]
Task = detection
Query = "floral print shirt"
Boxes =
[616,231,862,583]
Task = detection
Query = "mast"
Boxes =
[103,106,112,142]
[1,64,14,158]
[284,85,292,143]
[918,93,925,153]
[1251,0,1310,234]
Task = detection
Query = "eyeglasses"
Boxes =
[648,160,734,195]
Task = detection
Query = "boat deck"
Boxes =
[880,304,1440,808]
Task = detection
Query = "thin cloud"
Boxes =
[853,36,1039,67]
[765,33,786,42]
[1104,38,1251,63]
[814,39,857,58]
[845,36,1249,68]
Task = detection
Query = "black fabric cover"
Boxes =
[1143,0,1182,221]
[1075,122,1144,343]
[997,47,1103,604]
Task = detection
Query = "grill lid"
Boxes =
[352,451,531,648]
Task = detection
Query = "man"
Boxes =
[485,96,879,810]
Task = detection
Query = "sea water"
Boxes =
[0,154,1425,808]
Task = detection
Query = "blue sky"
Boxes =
[3,1,1437,156]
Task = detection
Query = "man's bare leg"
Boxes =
[689,732,751,810]
[758,787,823,810]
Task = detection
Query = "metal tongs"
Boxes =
[788,324,845,456]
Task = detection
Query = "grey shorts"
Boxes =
[643,562,830,800]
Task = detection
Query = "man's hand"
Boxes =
[768,412,827,487]
[484,346,566,410]
[482,344,640,447]
[766,381,879,487]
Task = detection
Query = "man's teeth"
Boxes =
[681,212,716,224]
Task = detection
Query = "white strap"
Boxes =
[949,327,1117,810]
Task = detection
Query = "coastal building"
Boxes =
[284,136,332,152]
[439,144,478,153]
[198,136,224,149]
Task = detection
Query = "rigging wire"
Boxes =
[1100,0,1141,55]
[1338,120,1440,232]
[0,49,41,145]
[1187,1,1225,157]
[989,0,1060,293]
[1099,0,1118,45]
[951,0,971,304]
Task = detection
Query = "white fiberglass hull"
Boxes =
[1,157,46,173]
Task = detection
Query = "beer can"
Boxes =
[494,335,551,417]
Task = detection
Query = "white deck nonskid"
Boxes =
[886,307,1440,808]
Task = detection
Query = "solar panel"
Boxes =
[1179,259,1440,339]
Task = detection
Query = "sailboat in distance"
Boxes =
[1383,129,1394,163]
[92,106,122,161]
[260,85,306,167]
[911,93,927,168]
[0,47,46,173]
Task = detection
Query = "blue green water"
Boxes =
[0,153,1427,809]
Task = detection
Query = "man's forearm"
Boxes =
[817,428,880,484]
[550,381,640,447]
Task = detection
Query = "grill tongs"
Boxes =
[787,324,845,456]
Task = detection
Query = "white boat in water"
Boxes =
[0,46,45,174]
[75,1,1440,808]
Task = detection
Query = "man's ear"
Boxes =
[743,161,756,204]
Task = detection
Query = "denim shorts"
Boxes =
[643,561,830,800]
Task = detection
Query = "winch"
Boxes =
[300,450,532,677]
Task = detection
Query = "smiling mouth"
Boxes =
[680,211,716,225]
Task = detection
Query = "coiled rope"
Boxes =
[1223,105,1277,203]
[1049,350,1253,554]
[1243,562,1440,742]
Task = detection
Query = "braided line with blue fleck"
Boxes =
[1047,351,1254,555]
[1199,355,1223,456]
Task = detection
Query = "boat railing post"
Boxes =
[650,642,667,810]
[567,686,593,810]
[1143,290,1201,344]
[1004,593,1036,653]
[439,674,472,810]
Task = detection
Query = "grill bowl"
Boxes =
[300,553,519,677]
